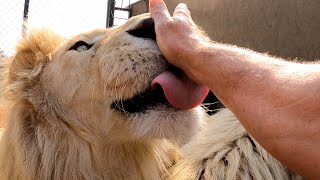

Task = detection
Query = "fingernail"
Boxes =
[150,0,164,7]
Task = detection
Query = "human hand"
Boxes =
[149,0,211,71]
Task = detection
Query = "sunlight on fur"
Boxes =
[0,14,301,180]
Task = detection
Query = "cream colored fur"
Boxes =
[0,14,301,179]
[171,109,302,180]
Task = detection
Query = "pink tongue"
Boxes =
[151,71,209,110]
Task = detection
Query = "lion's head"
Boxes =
[5,14,208,146]
[0,13,300,180]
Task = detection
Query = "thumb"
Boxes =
[149,0,171,23]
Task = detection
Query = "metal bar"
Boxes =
[128,0,132,17]
[106,0,115,27]
[22,0,30,37]
[114,17,129,20]
[145,0,149,12]
[114,7,131,11]
[128,6,132,18]
[128,8,132,18]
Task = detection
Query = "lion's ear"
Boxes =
[8,29,64,83]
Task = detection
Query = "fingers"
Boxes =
[173,3,191,18]
[149,0,171,23]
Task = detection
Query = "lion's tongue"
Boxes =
[151,71,209,110]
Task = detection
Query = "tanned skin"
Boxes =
[150,0,320,179]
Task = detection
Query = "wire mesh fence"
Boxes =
[0,0,24,57]
[0,0,148,57]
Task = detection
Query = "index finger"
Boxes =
[149,0,171,23]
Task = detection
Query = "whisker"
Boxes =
[201,102,219,106]
[113,70,130,115]
[90,79,97,112]
[119,80,130,116]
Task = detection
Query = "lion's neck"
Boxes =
[0,112,178,180]
[95,141,177,180]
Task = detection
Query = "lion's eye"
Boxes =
[69,41,93,52]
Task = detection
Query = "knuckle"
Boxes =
[174,7,191,17]
[177,3,188,9]
[178,10,190,17]
[176,3,190,12]
[173,15,188,24]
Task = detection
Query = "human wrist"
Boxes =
[178,40,211,68]
[178,41,216,85]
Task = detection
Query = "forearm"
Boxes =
[149,0,320,177]
[184,42,320,178]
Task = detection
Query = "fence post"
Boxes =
[145,0,149,12]
[22,0,30,37]
[106,0,115,27]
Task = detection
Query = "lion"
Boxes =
[0,14,301,179]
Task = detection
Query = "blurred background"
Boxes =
[0,0,149,56]
[0,0,319,60]
[132,0,320,61]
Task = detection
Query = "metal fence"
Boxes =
[107,0,149,27]
[0,0,148,57]
[0,0,25,57]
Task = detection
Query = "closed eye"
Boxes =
[69,41,93,52]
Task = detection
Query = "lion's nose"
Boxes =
[127,18,156,41]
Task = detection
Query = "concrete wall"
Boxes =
[131,0,149,17]
[132,0,320,61]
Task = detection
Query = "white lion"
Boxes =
[0,14,301,180]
